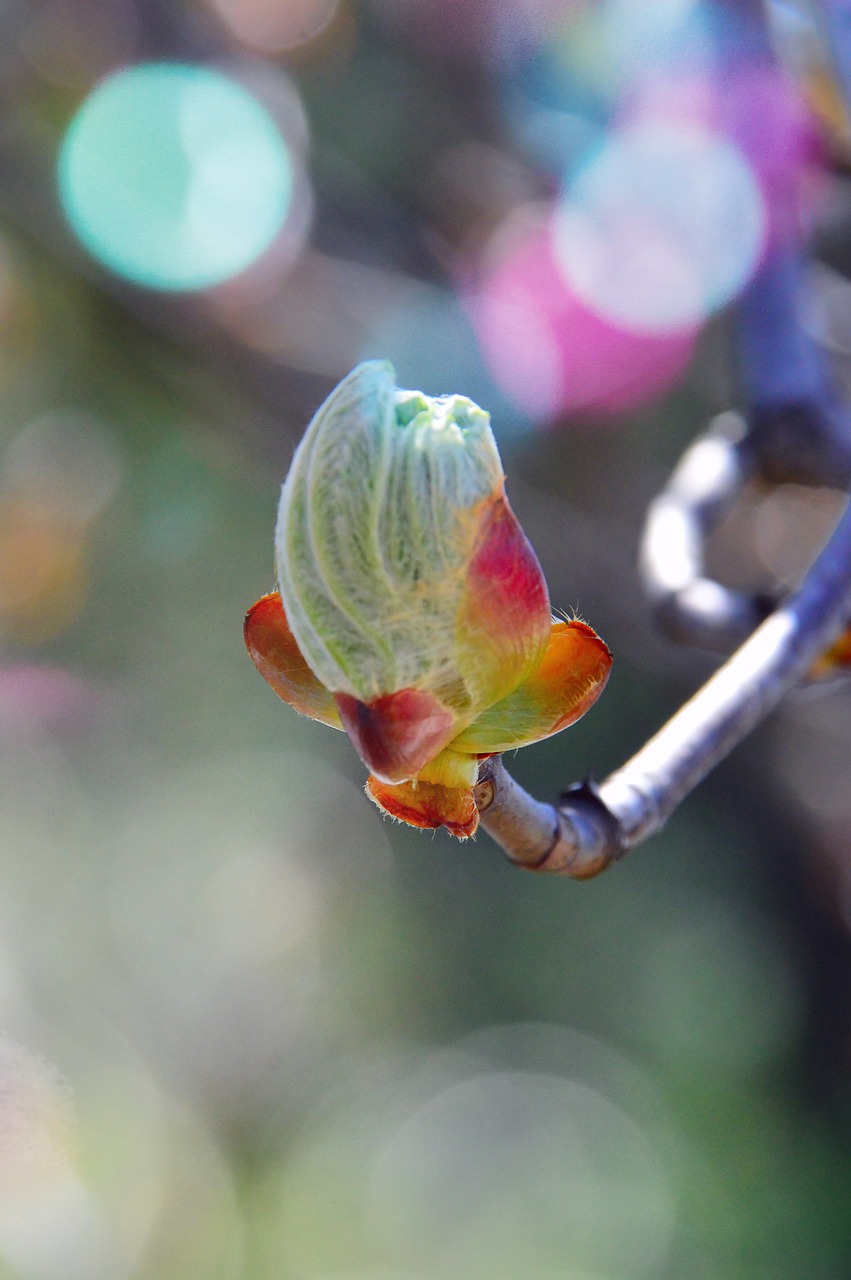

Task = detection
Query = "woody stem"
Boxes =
[474,494,851,878]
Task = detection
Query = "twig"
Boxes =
[476,0,851,875]
[638,410,770,651]
[474,492,851,877]
[640,244,851,655]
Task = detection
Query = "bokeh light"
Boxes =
[554,120,766,334]
[471,206,696,421]
[0,1027,245,1280]
[108,748,394,1127]
[368,0,572,65]
[0,1035,110,1280]
[625,64,824,250]
[269,1026,677,1279]
[0,2,849,1277]
[500,0,709,174]
[0,410,122,643]
[208,0,342,53]
[58,63,294,291]
[368,1071,673,1276]
[0,664,103,735]
[594,0,710,97]
[5,410,123,526]
[19,0,140,90]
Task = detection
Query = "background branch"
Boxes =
[639,246,851,653]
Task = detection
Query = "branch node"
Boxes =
[550,780,626,880]
[471,773,495,813]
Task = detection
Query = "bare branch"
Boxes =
[481,1,851,873]
[638,411,770,650]
[476,493,851,877]
[639,247,851,653]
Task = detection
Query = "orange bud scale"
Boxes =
[245,590,611,838]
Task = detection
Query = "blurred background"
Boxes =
[1,1,851,1277]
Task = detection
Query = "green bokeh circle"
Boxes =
[58,62,294,291]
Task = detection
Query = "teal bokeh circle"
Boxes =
[58,62,294,291]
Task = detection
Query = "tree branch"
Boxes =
[638,410,769,651]
[639,243,851,655]
[475,1,851,875]
[474,492,851,877]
